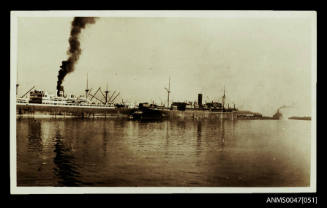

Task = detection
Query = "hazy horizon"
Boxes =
[14,13,316,117]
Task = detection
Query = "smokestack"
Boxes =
[16,69,19,96]
[16,84,19,96]
[56,17,97,96]
[57,86,64,97]
[198,93,203,108]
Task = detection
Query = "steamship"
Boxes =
[16,60,130,108]
[16,68,129,108]
[16,87,125,109]
[16,86,136,118]
[16,75,268,120]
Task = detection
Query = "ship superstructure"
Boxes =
[18,88,124,108]
[16,72,128,108]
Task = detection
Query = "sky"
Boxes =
[14,12,316,116]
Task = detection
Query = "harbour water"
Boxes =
[16,118,311,187]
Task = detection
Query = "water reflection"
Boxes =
[17,118,311,187]
[27,119,42,153]
[220,120,225,152]
[53,128,81,186]
[176,120,186,134]
[196,121,202,156]
[102,121,108,156]
[165,121,169,145]
[164,121,170,158]
[114,119,127,129]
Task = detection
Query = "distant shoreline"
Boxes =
[288,116,311,121]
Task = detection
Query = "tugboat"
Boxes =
[272,109,282,120]
[130,103,163,121]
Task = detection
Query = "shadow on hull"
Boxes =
[129,108,164,121]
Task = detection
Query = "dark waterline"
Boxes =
[16,118,311,187]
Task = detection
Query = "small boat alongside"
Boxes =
[130,103,164,121]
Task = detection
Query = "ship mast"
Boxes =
[85,73,89,100]
[222,86,226,110]
[105,82,109,104]
[164,76,171,108]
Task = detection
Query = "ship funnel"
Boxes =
[198,93,203,108]
[57,86,64,97]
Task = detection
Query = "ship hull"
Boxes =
[162,109,238,120]
[17,103,267,120]
[17,103,134,118]
[130,109,164,121]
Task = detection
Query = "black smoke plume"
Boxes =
[57,17,97,96]
[278,104,294,111]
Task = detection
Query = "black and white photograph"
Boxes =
[10,11,316,194]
